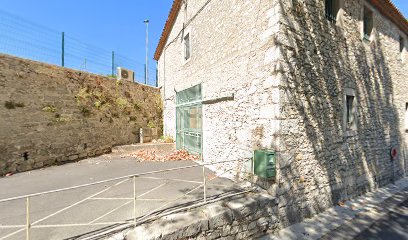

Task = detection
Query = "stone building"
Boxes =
[155,0,408,226]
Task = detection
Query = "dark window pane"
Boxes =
[184,34,190,60]
[325,0,337,23]
[346,95,354,125]
[400,36,404,53]
[363,7,373,38]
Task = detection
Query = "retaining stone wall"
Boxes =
[125,192,279,240]
[0,54,162,176]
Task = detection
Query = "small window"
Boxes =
[184,33,191,61]
[346,95,355,126]
[343,88,357,134]
[400,36,404,53]
[325,0,340,23]
[363,7,373,40]
[405,103,408,131]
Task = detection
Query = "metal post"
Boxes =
[61,32,65,67]
[111,51,115,77]
[133,176,137,226]
[144,64,147,85]
[144,20,149,85]
[252,151,255,182]
[155,63,158,87]
[202,165,207,203]
[26,197,30,240]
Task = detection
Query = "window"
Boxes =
[405,103,408,131]
[325,0,340,23]
[184,33,191,61]
[400,36,405,53]
[343,88,357,134]
[346,95,355,126]
[363,7,373,40]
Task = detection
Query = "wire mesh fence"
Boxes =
[0,10,157,86]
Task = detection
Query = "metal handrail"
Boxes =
[0,158,243,203]
[0,158,250,240]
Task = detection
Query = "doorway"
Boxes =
[176,84,202,155]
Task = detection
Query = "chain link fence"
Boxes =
[0,10,157,86]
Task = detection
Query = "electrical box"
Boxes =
[253,150,276,179]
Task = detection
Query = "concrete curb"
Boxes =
[261,177,408,240]
[112,143,176,155]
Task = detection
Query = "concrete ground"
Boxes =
[354,198,408,240]
[261,177,408,240]
[0,152,237,240]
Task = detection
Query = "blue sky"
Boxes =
[0,0,406,84]
[0,0,173,85]
[393,0,408,17]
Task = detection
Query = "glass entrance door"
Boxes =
[176,84,202,155]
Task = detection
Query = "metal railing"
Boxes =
[0,159,251,240]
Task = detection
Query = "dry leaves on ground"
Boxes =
[130,149,200,162]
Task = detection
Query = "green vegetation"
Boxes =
[53,113,69,124]
[147,121,156,129]
[160,136,175,143]
[42,105,56,113]
[115,98,129,110]
[94,100,102,109]
[106,74,117,79]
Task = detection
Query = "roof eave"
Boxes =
[154,0,182,61]
[153,0,408,61]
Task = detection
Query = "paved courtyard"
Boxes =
[0,152,238,240]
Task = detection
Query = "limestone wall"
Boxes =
[157,0,407,230]
[157,0,281,178]
[275,0,408,226]
[0,54,162,176]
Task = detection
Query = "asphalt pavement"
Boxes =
[0,152,236,240]
[354,198,408,240]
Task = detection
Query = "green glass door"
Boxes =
[176,84,202,155]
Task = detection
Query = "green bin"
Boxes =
[253,150,276,179]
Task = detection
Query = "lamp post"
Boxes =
[144,19,149,85]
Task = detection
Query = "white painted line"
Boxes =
[88,200,132,224]
[1,179,129,239]
[137,184,203,223]
[87,181,169,225]
[136,182,169,198]
[138,176,228,187]
[90,198,167,201]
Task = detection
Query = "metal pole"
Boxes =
[202,165,207,203]
[155,62,158,87]
[111,51,115,77]
[26,197,30,240]
[144,64,146,85]
[144,20,149,85]
[61,32,65,67]
[133,176,137,226]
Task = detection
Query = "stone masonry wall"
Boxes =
[157,0,407,231]
[125,192,279,240]
[274,0,408,227]
[0,54,162,176]
[157,0,281,179]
